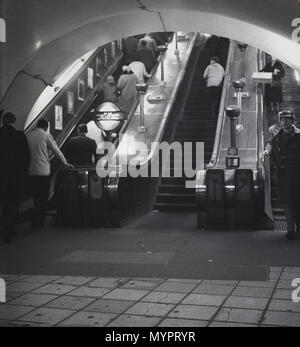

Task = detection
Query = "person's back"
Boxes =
[138,34,157,56]
[129,61,150,83]
[137,41,156,73]
[0,113,30,242]
[65,125,97,166]
[97,75,117,103]
[102,81,117,103]
[203,61,224,87]
[123,36,139,65]
[0,124,29,179]
[27,127,55,176]
[117,68,138,113]
[27,119,70,229]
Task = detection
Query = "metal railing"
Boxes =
[257,50,273,222]
[207,40,235,168]
[24,41,123,147]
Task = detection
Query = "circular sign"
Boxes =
[94,102,125,132]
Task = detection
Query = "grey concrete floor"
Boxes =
[0,212,300,327]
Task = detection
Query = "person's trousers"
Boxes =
[31,175,50,227]
[207,86,221,117]
[0,177,21,240]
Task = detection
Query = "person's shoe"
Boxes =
[286,231,296,240]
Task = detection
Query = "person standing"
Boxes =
[117,66,138,116]
[0,113,30,243]
[269,110,300,240]
[138,34,158,57]
[96,75,118,103]
[122,36,139,65]
[203,56,225,117]
[64,124,97,166]
[260,56,285,114]
[129,60,151,84]
[27,119,72,229]
[136,40,156,73]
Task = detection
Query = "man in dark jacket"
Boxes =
[0,112,30,243]
[64,124,97,166]
[270,110,300,240]
[136,39,156,73]
[122,36,139,65]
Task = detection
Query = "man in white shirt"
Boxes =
[203,56,225,117]
[27,118,72,228]
[129,61,151,84]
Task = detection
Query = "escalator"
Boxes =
[12,35,170,225]
[153,41,229,212]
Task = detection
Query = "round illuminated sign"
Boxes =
[94,102,125,132]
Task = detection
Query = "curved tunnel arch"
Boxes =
[2,1,300,129]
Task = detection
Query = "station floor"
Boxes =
[0,212,300,327]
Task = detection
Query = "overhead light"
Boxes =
[35,40,42,49]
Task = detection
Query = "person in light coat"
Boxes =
[203,56,225,117]
[117,66,138,116]
[27,119,72,228]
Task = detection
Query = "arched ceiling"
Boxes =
[1,0,300,125]
[2,0,300,93]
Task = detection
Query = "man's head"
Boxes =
[77,123,88,135]
[278,110,295,134]
[140,40,147,48]
[2,112,16,127]
[107,75,115,84]
[210,56,219,65]
[36,118,49,131]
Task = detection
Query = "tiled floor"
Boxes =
[1,267,300,327]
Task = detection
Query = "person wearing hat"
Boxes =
[268,110,300,240]
[117,66,138,116]
[64,123,97,167]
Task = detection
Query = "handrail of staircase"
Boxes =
[24,45,118,136]
[207,40,235,168]
[124,34,197,169]
[107,46,169,152]
[257,50,274,222]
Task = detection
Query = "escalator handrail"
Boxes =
[257,50,274,221]
[207,40,235,168]
[257,49,266,167]
[24,45,117,135]
[113,34,197,170]
[107,48,168,151]
[105,34,197,208]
